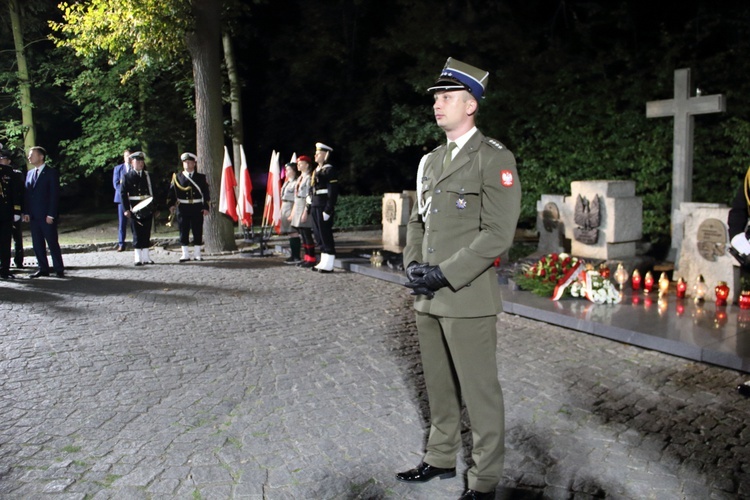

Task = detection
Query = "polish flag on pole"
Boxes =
[237,145,254,227]
[262,150,282,234]
[219,146,238,222]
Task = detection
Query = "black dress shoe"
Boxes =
[396,462,456,483]
[738,381,750,398]
[459,490,495,500]
[30,270,50,278]
[55,271,65,278]
[0,273,15,279]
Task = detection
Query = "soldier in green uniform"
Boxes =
[397,58,522,500]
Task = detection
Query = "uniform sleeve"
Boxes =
[120,175,130,209]
[403,154,430,267]
[201,174,210,210]
[47,168,61,219]
[166,176,176,208]
[12,169,24,215]
[113,164,122,191]
[325,168,338,214]
[440,147,521,290]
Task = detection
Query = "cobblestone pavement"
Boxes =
[1,246,749,499]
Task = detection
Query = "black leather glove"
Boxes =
[403,281,435,299]
[405,261,430,282]
[420,265,450,291]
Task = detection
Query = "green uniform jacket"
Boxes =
[403,130,521,318]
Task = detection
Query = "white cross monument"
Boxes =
[646,68,726,258]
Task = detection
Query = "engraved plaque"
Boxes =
[696,218,727,261]
[384,199,397,224]
[542,202,560,232]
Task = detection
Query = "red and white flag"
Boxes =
[261,150,282,234]
[219,146,238,222]
[238,145,254,227]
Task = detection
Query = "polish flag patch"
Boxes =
[500,170,514,187]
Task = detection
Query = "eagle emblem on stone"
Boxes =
[573,194,601,245]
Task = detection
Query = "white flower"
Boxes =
[568,270,622,304]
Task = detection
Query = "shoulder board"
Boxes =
[483,137,505,150]
[321,164,333,170]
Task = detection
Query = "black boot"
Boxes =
[284,237,301,264]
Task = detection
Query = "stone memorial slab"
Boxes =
[567,180,642,260]
[382,191,414,250]
[536,194,569,255]
[675,204,739,303]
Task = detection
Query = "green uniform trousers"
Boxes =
[417,311,505,492]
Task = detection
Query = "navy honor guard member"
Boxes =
[397,58,522,500]
[167,152,210,262]
[23,146,65,278]
[120,151,155,266]
[0,147,23,279]
[308,142,338,273]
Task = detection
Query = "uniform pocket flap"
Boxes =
[445,181,481,195]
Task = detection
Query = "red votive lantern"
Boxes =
[676,277,687,299]
[715,281,730,306]
[631,269,642,291]
[739,291,750,310]
[643,271,655,293]
[598,263,611,279]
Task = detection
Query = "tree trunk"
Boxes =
[222,30,245,232]
[187,0,236,252]
[8,0,36,159]
[222,30,243,183]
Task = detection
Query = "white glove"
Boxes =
[732,233,750,255]
[323,212,330,221]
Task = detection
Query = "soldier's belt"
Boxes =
[128,195,150,201]
[177,198,204,204]
[315,189,328,194]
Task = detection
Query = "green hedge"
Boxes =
[333,195,382,228]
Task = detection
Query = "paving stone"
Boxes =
[0,241,748,498]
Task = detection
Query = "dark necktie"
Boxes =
[33,169,39,186]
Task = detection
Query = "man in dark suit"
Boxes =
[397,58,522,500]
[112,148,132,251]
[23,146,65,278]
